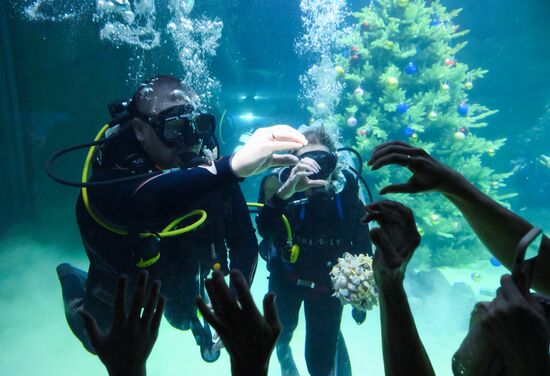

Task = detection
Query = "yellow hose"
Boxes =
[247,202,299,263]
[81,124,207,239]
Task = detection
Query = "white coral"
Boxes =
[330,252,378,311]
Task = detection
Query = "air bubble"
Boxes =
[297,0,348,119]
[170,89,186,101]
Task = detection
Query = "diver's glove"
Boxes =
[230,125,306,177]
[352,307,367,325]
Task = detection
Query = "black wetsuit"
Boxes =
[59,156,258,354]
[256,170,372,376]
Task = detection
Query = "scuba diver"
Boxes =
[256,123,372,376]
[50,76,308,362]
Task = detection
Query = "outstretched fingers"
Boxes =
[211,271,240,323]
[128,271,148,327]
[196,296,226,338]
[369,144,426,165]
[150,295,165,336]
[307,179,328,188]
[370,227,402,268]
[141,280,161,328]
[263,293,281,336]
[370,154,422,171]
[113,274,128,325]
[373,141,414,153]
[230,270,260,319]
[79,309,104,352]
[269,141,309,153]
[266,125,308,145]
[270,154,299,168]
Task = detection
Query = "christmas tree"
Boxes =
[319,0,516,267]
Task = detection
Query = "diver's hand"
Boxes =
[481,274,550,376]
[362,201,421,286]
[230,125,307,178]
[79,272,165,376]
[277,157,327,200]
[196,270,281,376]
[368,141,465,196]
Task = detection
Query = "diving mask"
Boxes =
[137,104,216,148]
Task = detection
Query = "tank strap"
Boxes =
[299,204,306,221]
[335,193,344,221]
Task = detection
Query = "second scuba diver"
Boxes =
[52,76,308,362]
[256,123,373,376]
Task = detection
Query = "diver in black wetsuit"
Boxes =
[256,124,372,376]
[53,76,308,362]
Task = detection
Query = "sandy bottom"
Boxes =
[0,235,507,376]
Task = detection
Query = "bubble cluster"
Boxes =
[297,0,349,118]
[296,0,348,57]
[21,0,91,22]
[300,58,343,119]
[95,0,160,50]
[16,0,223,109]
[167,0,223,110]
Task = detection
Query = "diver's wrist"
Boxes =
[276,185,294,201]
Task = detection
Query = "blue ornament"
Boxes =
[430,19,442,27]
[397,102,409,114]
[490,257,502,267]
[404,126,414,136]
[405,62,417,75]
[342,49,350,58]
[457,102,469,117]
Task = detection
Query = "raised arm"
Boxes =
[363,200,435,376]
[224,182,259,285]
[368,141,550,295]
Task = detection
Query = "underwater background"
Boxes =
[1,0,550,375]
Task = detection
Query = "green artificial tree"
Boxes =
[324,0,516,267]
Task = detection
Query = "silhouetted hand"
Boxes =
[452,302,505,376]
[231,125,306,177]
[79,272,165,376]
[196,270,281,376]
[362,200,421,286]
[368,141,464,195]
[481,274,550,376]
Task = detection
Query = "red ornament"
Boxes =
[362,21,370,30]
[459,127,470,135]
[360,130,367,136]
[351,46,359,52]
[351,54,360,61]
[445,58,456,67]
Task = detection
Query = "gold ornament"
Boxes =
[453,131,466,141]
[386,76,399,88]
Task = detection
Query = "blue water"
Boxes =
[1,1,549,375]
